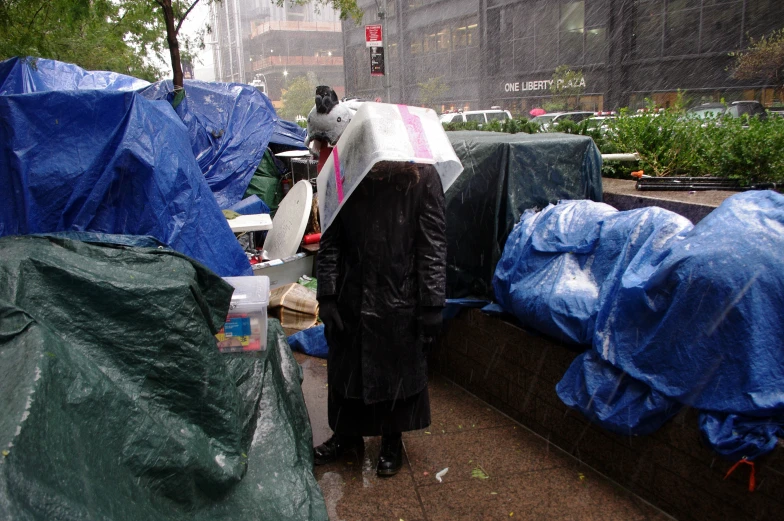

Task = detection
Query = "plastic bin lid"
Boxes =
[222,275,270,311]
[316,102,464,232]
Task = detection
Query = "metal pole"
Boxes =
[383,0,391,102]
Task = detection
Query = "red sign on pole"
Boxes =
[365,24,383,47]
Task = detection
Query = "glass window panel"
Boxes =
[467,23,478,47]
[585,0,608,28]
[500,37,514,72]
[500,7,515,39]
[744,0,779,41]
[451,48,468,77]
[437,28,451,51]
[633,3,663,58]
[512,7,535,39]
[424,32,437,53]
[465,113,485,123]
[536,32,558,69]
[668,0,700,10]
[560,1,585,31]
[453,26,468,48]
[514,38,536,71]
[701,3,743,53]
[665,8,700,56]
[535,0,559,36]
[560,29,584,65]
[585,27,607,63]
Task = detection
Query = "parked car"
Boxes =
[687,101,767,120]
[531,111,594,131]
[439,108,513,125]
[531,111,595,130]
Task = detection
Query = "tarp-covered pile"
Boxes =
[494,191,784,460]
[1,57,284,210]
[0,234,327,521]
[446,131,603,299]
[141,80,277,209]
[0,56,149,94]
[0,86,251,277]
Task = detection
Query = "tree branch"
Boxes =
[174,0,200,35]
[27,0,47,31]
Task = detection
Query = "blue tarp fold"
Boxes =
[0,89,251,277]
[0,57,149,95]
[496,193,784,459]
[493,201,693,345]
[140,80,277,209]
[271,119,307,149]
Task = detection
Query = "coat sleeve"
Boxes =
[416,166,447,308]
[317,217,342,300]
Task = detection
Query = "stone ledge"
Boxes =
[601,177,737,224]
[432,309,782,521]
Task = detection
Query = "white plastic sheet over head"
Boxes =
[316,102,463,232]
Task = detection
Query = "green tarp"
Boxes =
[244,150,284,216]
[445,131,603,298]
[0,235,327,521]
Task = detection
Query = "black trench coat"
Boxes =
[317,164,447,405]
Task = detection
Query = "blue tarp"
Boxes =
[493,201,693,345]
[287,326,328,359]
[495,193,784,460]
[0,89,251,277]
[271,119,307,149]
[0,57,148,95]
[140,80,277,209]
[0,58,281,211]
[228,195,271,216]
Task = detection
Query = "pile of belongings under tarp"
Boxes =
[493,190,784,462]
[444,131,603,299]
[0,234,327,520]
[0,57,327,520]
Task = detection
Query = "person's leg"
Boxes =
[376,431,403,477]
[314,391,364,466]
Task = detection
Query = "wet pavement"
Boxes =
[294,352,675,521]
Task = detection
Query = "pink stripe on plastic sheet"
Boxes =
[397,105,433,160]
[332,146,344,203]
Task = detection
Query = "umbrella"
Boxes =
[529,108,546,117]
[316,102,464,232]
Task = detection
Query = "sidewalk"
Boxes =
[294,353,674,521]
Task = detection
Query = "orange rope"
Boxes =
[723,458,756,492]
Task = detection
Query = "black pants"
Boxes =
[328,386,431,437]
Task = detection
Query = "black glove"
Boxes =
[420,307,443,343]
[319,298,343,338]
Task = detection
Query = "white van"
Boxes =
[439,108,513,125]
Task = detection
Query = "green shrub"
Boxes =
[440,110,784,185]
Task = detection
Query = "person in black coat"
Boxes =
[315,160,447,477]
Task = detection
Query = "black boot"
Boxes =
[376,433,403,477]
[313,433,363,466]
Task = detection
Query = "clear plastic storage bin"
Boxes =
[215,276,270,353]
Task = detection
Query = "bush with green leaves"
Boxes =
[442,110,784,185]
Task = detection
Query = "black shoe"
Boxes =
[376,434,403,477]
[313,434,363,466]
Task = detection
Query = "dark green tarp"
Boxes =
[244,150,284,216]
[0,235,327,521]
[445,131,603,298]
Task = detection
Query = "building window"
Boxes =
[585,27,607,64]
[633,0,664,58]
[701,2,743,53]
[665,6,700,56]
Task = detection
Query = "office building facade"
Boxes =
[210,0,344,106]
[343,0,782,114]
